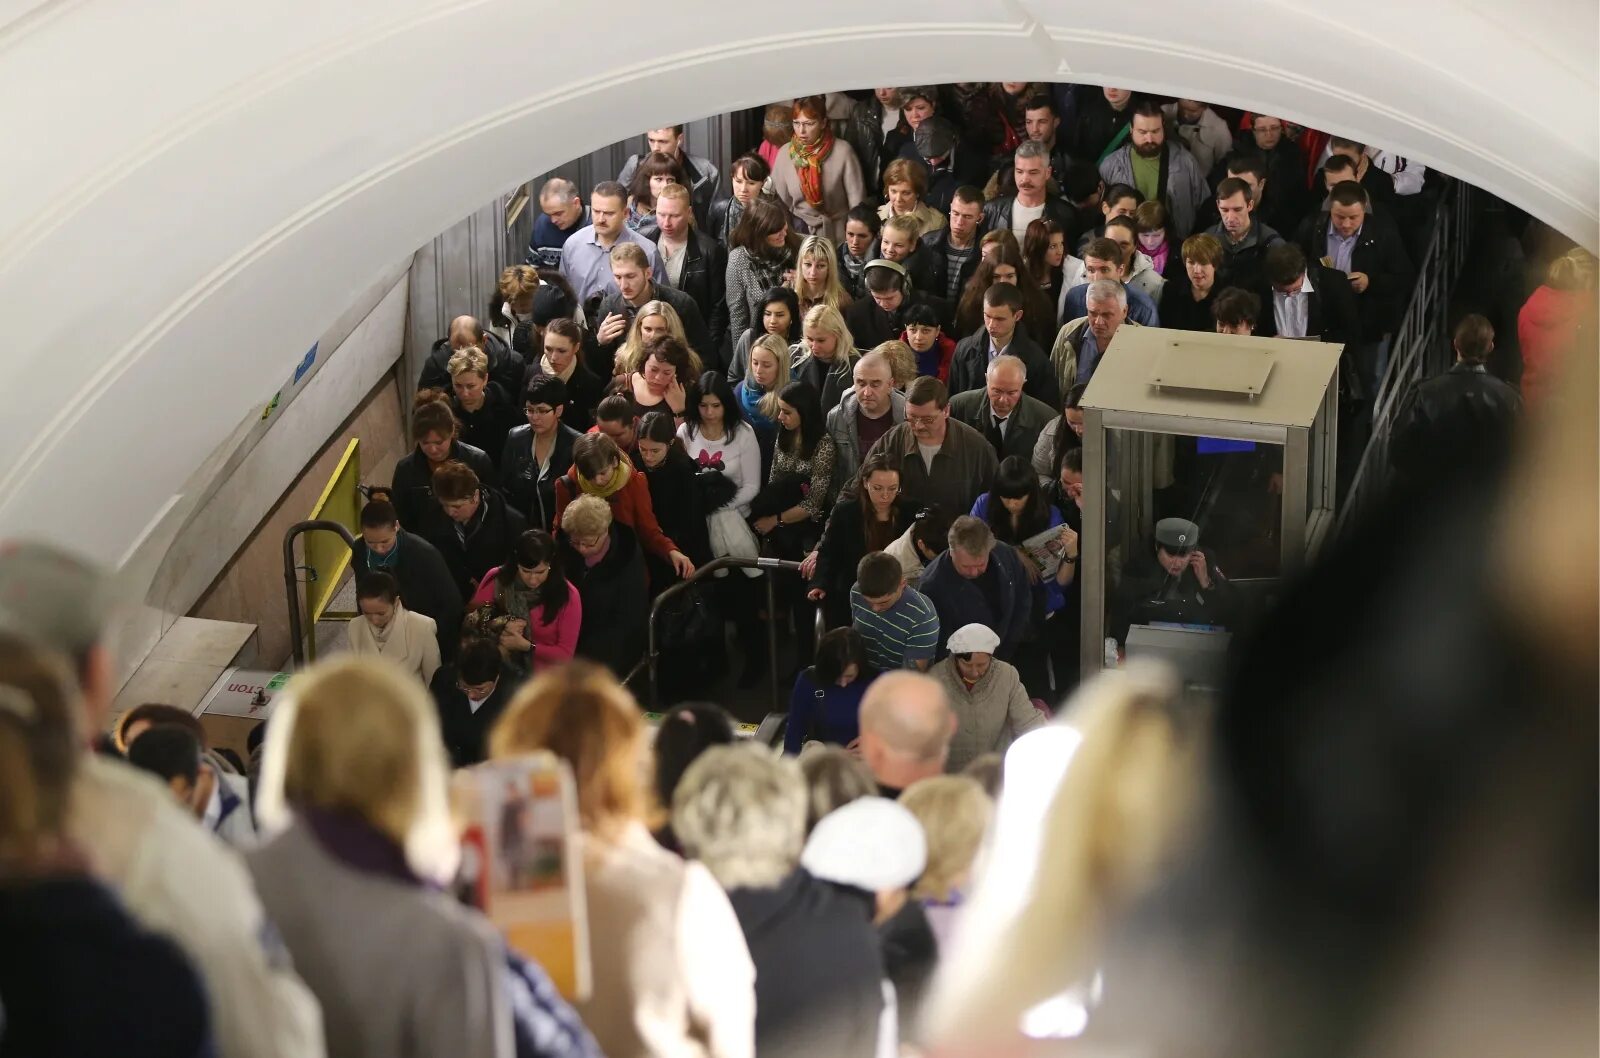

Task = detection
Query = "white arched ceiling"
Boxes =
[1,0,1595,576]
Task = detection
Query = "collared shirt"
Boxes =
[1272,270,1317,338]
[1326,224,1360,275]
[559,225,668,303]
[1076,329,1105,384]
[992,414,1009,441]
[987,337,1012,365]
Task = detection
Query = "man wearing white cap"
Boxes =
[931,623,1048,773]
[0,541,327,1058]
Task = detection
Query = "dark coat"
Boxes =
[499,422,580,530]
[666,230,730,359]
[868,242,941,302]
[1299,212,1415,339]
[524,362,607,435]
[419,489,528,599]
[919,227,985,301]
[1389,363,1522,482]
[980,194,1079,241]
[948,388,1057,466]
[811,496,917,595]
[1113,546,1236,641]
[558,521,649,678]
[843,290,952,350]
[633,445,713,566]
[429,664,517,767]
[947,330,1061,408]
[452,384,522,471]
[390,441,496,532]
[1251,264,1363,346]
[418,331,525,399]
[1066,95,1133,163]
[919,544,1033,660]
[1157,279,1218,333]
[727,871,884,1058]
[0,876,213,1058]
[591,282,713,374]
[350,530,463,655]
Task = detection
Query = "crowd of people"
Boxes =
[2,81,1585,1058]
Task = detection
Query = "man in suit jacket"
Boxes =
[948,355,1057,466]
[947,283,1061,408]
[1254,242,1362,346]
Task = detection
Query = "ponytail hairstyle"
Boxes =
[0,635,83,870]
[637,409,686,457]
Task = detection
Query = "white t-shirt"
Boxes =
[677,422,763,517]
[917,442,941,473]
[881,107,902,137]
[1010,199,1047,238]
[659,238,688,286]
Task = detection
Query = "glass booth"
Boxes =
[1077,327,1341,688]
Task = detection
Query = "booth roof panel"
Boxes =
[1081,327,1342,429]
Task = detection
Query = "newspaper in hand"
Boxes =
[1019,523,1073,580]
[453,752,591,1001]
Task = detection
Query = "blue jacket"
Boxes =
[918,544,1033,660]
[970,493,1068,615]
[1061,280,1160,328]
[785,667,877,753]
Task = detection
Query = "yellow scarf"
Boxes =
[577,459,631,500]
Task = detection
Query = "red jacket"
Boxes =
[553,465,678,560]
[1517,285,1587,407]
[898,329,955,384]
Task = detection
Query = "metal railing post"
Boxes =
[283,519,358,669]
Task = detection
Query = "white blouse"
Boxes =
[676,422,762,517]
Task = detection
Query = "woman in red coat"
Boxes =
[1517,247,1597,407]
[554,432,696,578]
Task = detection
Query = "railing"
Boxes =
[283,519,358,668]
[1336,181,1480,532]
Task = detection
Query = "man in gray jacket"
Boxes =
[826,350,906,483]
[1099,99,1209,238]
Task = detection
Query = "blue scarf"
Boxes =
[737,381,775,432]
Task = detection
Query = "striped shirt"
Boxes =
[850,586,941,670]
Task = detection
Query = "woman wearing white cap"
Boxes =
[930,623,1047,773]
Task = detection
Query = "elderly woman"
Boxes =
[346,571,441,683]
[554,431,693,578]
[877,158,945,239]
[491,663,756,1058]
[555,495,650,676]
[928,623,1045,773]
[771,95,866,243]
[674,744,885,1058]
[249,656,513,1058]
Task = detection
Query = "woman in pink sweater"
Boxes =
[470,530,582,674]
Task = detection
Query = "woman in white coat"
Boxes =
[345,571,441,683]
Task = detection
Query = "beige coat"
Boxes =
[576,822,756,1058]
[770,140,866,244]
[346,603,440,684]
[931,656,1047,773]
[877,200,946,239]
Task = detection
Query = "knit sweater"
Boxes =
[930,655,1047,773]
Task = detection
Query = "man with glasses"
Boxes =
[863,375,998,518]
[429,639,516,767]
[826,351,906,482]
[922,185,987,300]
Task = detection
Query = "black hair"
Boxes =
[845,203,882,237]
[493,530,571,624]
[902,302,941,329]
[683,371,747,441]
[757,286,803,343]
[776,380,825,461]
[911,504,952,554]
[1103,182,1142,208]
[524,374,568,409]
[812,627,870,685]
[126,725,201,788]
[360,499,399,529]
[983,455,1050,543]
[1063,161,1103,204]
[1053,383,1089,473]
[652,702,735,809]
[455,639,503,685]
[356,571,399,604]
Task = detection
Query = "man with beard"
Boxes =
[1098,99,1209,238]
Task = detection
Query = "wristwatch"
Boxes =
[1062,554,1079,565]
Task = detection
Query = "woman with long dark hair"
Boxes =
[469,529,580,676]
[955,240,1057,347]
[624,151,687,243]
[1031,381,1089,485]
[970,455,1079,699]
[726,285,802,387]
[802,452,916,629]
[1023,217,1068,308]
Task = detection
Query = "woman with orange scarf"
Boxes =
[771,95,866,245]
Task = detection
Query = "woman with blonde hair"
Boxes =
[250,655,513,1058]
[1518,245,1598,406]
[900,775,993,951]
[788,303,859,414]
[872,339,918,391]
[791,234,852,316]
[617,299,697,376]
[736,333,791,436]
[491,662,756,1058]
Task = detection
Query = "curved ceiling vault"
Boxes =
[1,0,1595,575]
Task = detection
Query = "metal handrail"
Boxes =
[1336,182,1480,534]
[644,555,804,711]
[283,519,357,668]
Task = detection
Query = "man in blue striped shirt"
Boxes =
[850,552,940,672]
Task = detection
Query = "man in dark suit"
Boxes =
[1254,242,1361,346]
[948,355,1057,465]
[946,283,1060,408]
[1298,182,1414,351]
[1389,314,1521,484]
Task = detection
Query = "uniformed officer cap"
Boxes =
[1155,518,1200,554]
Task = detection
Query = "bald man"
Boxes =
[858,670,957,797]
[948,354,1056,463]
[418,312,525,396]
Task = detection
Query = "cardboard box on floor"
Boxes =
[195,668,289,762]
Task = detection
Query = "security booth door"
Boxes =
[1077,328,1341,686]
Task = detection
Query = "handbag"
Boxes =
[694,467,739,512]
[656,584,720,648]
[749,472,808,520]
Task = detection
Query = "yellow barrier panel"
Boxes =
[303,438,362,659]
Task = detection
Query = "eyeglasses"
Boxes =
[906,413,943,426]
